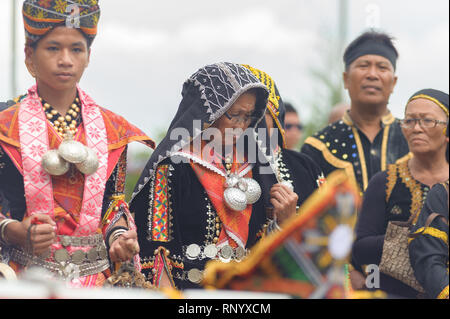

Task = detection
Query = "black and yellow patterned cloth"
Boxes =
[301,111,409,195]
[242,65,286,148]
[409,182,449,299]
[22,0,101,45]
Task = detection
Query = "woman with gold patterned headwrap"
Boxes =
[352,89,449,298]
[242,65,325,227]
[0,0,155,288]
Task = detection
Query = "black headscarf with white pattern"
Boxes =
[130,62,270,202]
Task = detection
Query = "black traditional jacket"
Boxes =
[131,150,324,290]
[352,160,430,298]
[409,182,449,299]
[301,111,409,194]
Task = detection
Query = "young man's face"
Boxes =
[25,26,90,93]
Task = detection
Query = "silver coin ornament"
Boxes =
[187,268,203,284]
[243,178,261,204]
[219,245,234,260]
[75,146,99,175]
[41,149,70,176]
[186,244,201,260]
[58,137,88,164]
[234,246,246,261]
[204,244,218,259]
[224,187,248,211]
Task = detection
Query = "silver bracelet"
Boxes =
[108,229,128,248]
[0,219,19,246]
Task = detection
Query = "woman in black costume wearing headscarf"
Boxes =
[409,90,449,299]
[130,62,300,289]
[352,89,449,298]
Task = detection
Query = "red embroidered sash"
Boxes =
[185,143,253,249]
[18,85,108,237]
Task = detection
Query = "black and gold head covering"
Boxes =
[130,62,270,201]
[23,0,101,46]
[408,89,449,162]
[408,89,449,135]
[407,89,449,119]
[242,65,286,148]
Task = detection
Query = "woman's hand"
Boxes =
[350,270,367,290]
[270,183,299,225]
[109,230,140,263]
[5,214,57,256]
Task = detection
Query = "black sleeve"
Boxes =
[352,171,388,268]
[100,161,121,219]
[0,145,26,220]
[300,142,336,178]
[283,149,324,202]
[409,184,449,298]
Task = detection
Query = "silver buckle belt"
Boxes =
[58,234,104,248]
[10,234,110,280]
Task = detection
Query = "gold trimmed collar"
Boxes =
[342,110,396,127]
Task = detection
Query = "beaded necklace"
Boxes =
[40,96,82,138]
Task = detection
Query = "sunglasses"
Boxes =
[285,123,303,131]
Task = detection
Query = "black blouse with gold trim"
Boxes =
[352,160,430,298]
[409,182,449,299]
[301,111,409,194]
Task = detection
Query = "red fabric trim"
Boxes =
[0,142,22,175]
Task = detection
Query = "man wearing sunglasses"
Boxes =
[283,102,304,150]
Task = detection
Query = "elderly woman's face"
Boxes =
[212,91,257,146]
[402,98,449,157]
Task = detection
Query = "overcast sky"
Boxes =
[0,0,448,148]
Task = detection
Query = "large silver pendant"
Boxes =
[58,135,88,164]
[41,132,100,177]
[75,147,99,175]
[223,176,261,211]
[243,178,261,204]
[224,187,248,211]
[41,149,70,176]
[224,174,240,188]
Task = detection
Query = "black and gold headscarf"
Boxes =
[408,89,449,162]
[408,89,449,135]
[242,65,286,148]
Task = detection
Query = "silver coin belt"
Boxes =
[184,243,248,262]
[180,243,249,284]
[9,234,110,280]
